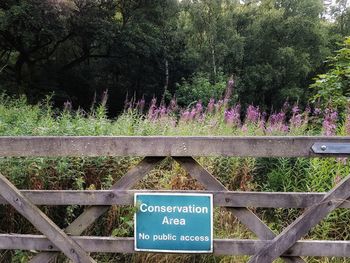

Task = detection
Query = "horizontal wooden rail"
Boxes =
[1,234,350,257]
[1,136,350,157]
[1,190,350,208]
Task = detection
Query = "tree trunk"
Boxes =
[211,43,217,79]
[162,59,169,102]
[14,54,26,94]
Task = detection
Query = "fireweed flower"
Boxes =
[168,97,177,113]
[181,110,190,122]
[207,98,215,114]
[314,107,322,116]
[148,97,158,120]
[305,105,311,114]
[322,108,338,136]
[345,112,350,135]
[224,104,241,126]
[292,105,299,114]
[246,105,260,124]
[267,111,288,133]
[215,100,224,112]
[189,108,196,120]
[195,100,203,119]
[159,106,167,118]
[290,105,303,129]
[241,124,248,133]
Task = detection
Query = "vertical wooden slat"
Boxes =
[0,173,95,263]
[248,174,350,263]
[174,157,305,263]
[29,157,165,263]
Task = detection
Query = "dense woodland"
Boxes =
[0,0,349,114]
[1,1,350,262]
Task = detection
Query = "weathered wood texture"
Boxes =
[2,234,350,257]
[1,136,350,157]
[249,174,350,263]
[0,173,95,263]
[29,157,164,263]
[1,136,350,262]
[2,190,349,208]
[174,157,304,263]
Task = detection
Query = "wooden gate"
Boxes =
[1,136,350,263]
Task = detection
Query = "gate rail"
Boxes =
[0,136,350,263]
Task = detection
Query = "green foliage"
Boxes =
[310,37,350,111]
[0,0,347,113]
[175,71,227,106]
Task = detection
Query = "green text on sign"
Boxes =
[134,193,213,253]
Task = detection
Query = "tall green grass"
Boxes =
[0,95,350,263]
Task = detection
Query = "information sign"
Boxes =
[134,193,213,253]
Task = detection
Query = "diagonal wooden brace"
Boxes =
[29,157,165,263]
[0,173,96,263]
[174,157,305,263]
[248,173,350,263]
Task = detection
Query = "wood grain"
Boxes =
[174,157,304,263]
[29,157,164,263]
[1,136,350,157]
[0,173,95,263]
[2,235,350,257]
[249,174,350,263]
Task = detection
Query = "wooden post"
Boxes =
[29,157,164,263]
[174,157,305,263]
[249,174,350,263]
[0,173,95,263]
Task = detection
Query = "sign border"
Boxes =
[134,192,214,253]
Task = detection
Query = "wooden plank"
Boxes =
[2,190,347,208]
[2,234,350,257]
[0,173,95,263]
[1,136,350,157]
[174,157,304,263]
[249,174,350,263]
[29,157,164,263]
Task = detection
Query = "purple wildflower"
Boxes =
[215,100,224,112]
[292,104,300,114]
[168,96,177,112]
[224,104,241,126]
[290,105,303,128]
[189,108,196,120]
[246,105,260,124]
[305,105,311,114]
[159,106,167,118]
[322,108,338,136]
[345,112,350,135]
[181,110,190,122]
[290,113,302,128]
[314,107,322,116]
[196,100,203,117]
[148,97,158,120]
[267,111,287,134]
[207,98,215,114]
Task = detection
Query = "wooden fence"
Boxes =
[1,136,350,263]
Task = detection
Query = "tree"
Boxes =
[235,0,329,109]
[310,37,350,111]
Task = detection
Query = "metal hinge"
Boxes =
[312,143,350,154]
